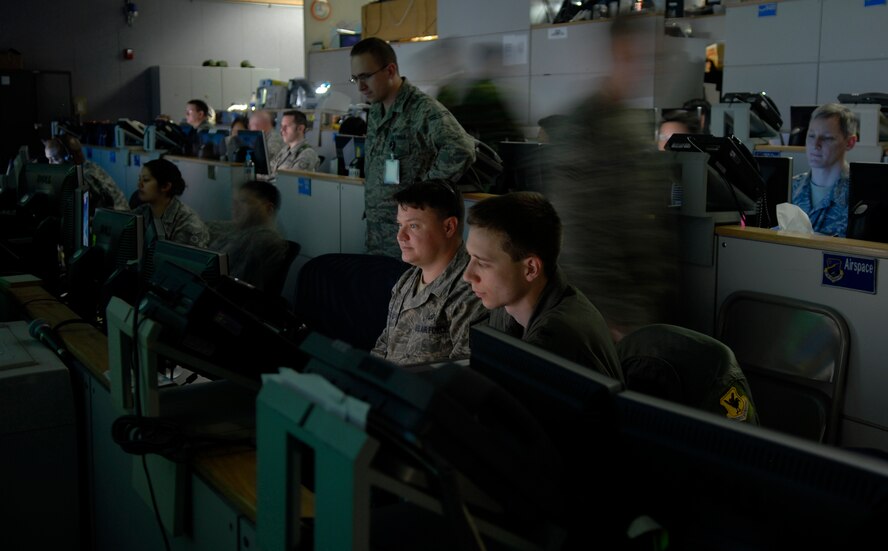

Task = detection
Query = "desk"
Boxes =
[4,283,281,551]
[715,226,888,451]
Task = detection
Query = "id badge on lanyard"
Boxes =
[384,140,400,185]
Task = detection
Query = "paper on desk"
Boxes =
[776,203,815,234]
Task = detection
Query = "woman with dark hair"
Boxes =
[134,158,209,247]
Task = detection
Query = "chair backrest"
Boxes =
[294,253,409,351]
[265,240,300,298]
[715,291,850,444]
[618,324,759,424]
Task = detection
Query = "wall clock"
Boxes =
[310,0,331,21]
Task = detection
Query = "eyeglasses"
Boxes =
[350,65,387,84]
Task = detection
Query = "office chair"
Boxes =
[618,324,759,424]
[294,253,409,351]
[716,291,850,444]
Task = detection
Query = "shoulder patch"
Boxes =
[719,386,749,422]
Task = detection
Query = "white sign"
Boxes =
[548,27,568,40]
[503,34,528,66]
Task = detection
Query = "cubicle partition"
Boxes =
[715,226,888,452]
[166,155,250,221]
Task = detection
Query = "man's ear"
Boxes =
[846,134,858,151]
[442,215,458,238]
[524,255,544,283]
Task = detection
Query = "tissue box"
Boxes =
[362,0,437,42]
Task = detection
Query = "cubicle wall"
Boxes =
[716,227,888,452]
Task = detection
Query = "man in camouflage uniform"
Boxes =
[350,37,476,258]
[372,181,487,366]
[44,135,130,211]
[266,110,319,178]
[249,109,286,162]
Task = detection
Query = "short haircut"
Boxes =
[144,158,187,197]
[810,103,859,139]
[282,110,309,128]
[188,99,209,116]
[393,180,464,229]
[468,192,562,278]
[350,37,398,70]
[240,179,281,212]
[660,109,701,135]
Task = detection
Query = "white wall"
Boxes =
[0,0,304,122]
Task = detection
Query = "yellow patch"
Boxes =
[719,386,749,421]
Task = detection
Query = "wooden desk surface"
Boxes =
[165,155,242,168]
[1,282,310,523]
[716,225,888,257]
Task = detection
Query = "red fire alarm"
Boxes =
[123,48,135,60]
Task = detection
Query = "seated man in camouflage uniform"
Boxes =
[463,192,624,382]
[372,181,488,366]
[265,110,319,178]
[44,135,130,211]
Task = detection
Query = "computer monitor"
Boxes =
[152,119,191,155]
[614,390,888,548]
[847,162,888,243]
[116,119,147,146]
[19,163,77,220]
[752,155,792,228]
[60,164,88,264]
[666,133,768,226]
[233,130,269,175]
[196,130,229,160]
[469,325,625,544]
[334,134,365,176]
[67,208,145,320]
[789,104,819,146]
[496,141,548,194]
[722,92,783,137]
[4,145,28,197]
[141,239,229,287]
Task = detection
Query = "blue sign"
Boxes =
[298,177,311,196]
[110,151,116,163]
[758,3,777,17]
[133,154,141,167]
[865,0,886,7]
[754,150,780,158]
[822,253,877,294]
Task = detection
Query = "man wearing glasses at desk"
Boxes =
[350,37,476,258]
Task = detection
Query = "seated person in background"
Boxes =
[134,158,209,248]
[463,192,624,382]
[185,99,213,133]
[249,109,285,162]
[207,180,288,292]
[657,109,701,151]
[791,103,858,237]
[537,114,569,144]
[44,134,130,211]
[266,110,319,177]
[224,116,247,161]
[373,181,488,365]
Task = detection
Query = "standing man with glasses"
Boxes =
[350,37,476,258]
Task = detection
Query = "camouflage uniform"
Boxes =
[791,171,850,237]
[135,196,210,248]
[542,93,680,332]
[264,129,286,164]
[488,268,624,383]
[372,245,488,365]
[83,161,130,211]
[364,78,476,257]
[268,141,320,176]
[207,220,288,291]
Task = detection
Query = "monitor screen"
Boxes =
[234,130,269,175]
[469,325,624,543]
[86,208,145,282]
[142,239,229,287]
[753,155,792,228]
[614,390,888,548]
[666,133,768,225]
[847,162,888,242]
[196,130,229,160]
[117,119,146,146]
[19,163,77,221]
[152,120,190,155]
[334,134,365,176]
[60,164,87,263]
[496,141,549,194]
